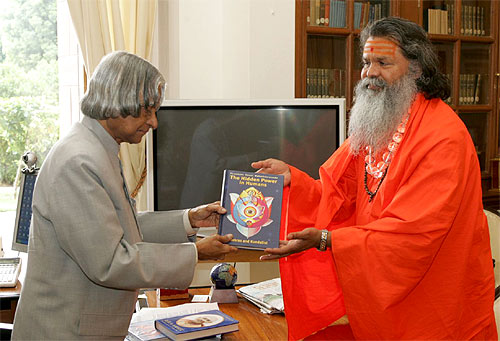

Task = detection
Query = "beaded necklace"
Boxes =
[364,111,410,202]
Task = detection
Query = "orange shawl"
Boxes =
[280,94,497,340]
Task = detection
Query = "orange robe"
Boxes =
[280,94,497,340]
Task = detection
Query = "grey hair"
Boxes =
[80,51,165,119]
[360,17,450,100]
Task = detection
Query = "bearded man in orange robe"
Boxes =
[253,17,497,340]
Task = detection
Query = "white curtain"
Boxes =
[67,0,158,210]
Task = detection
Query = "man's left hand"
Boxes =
[188,201,227,228]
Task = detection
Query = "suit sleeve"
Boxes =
[137,211,191,243]
[47,154,196,290]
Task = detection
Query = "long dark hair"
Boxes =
[360,17,450,100]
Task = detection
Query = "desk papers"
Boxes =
[236,278,284,314]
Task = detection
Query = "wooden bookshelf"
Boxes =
[295,0,500,201]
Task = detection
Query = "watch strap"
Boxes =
[317,229,328,251]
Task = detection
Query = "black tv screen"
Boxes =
[152,100,345,211]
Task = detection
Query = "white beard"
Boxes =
[348,73,418,155]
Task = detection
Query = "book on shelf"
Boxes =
[446,2,455,34]
[306,0,310,25]
[324,0,330,26]
[467,5,472,35]
[362,1,369,28]
[353,1,362,29]
[459,74,465,105]
[468,74,475,104]
[154,309,238,341]
[473,6,477,36]
[480,7,485,36]
[466,5,471,35]
[340,69,346,97]
[460,5,464,34]
[445,3,451,34]
[474,74,481,104]
[441,7,448,35]
[218,169,283,250]
[319,0,326,25]
[236,278,284,314]
[315,0,320,26]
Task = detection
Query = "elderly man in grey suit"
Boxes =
[12,51,237,340]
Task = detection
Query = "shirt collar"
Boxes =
[81,115,120,159]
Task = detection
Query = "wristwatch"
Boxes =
[317,229,328,251]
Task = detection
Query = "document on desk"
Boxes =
[237,278,284,314]
[131,302,220,323]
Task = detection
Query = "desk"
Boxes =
[0,282,21,324]
[146,287,288,340]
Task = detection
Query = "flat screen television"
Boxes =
[148,99,346,211]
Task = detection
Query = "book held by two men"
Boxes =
[154,309,239,340]
[218,169,283,250]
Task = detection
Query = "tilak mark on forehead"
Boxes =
[363,40,398,57]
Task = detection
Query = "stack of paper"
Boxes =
[236,278,284,314]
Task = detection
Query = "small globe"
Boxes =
[209,263,237,289]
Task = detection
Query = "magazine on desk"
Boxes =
[219,169,283,250]
[236,278,284,314]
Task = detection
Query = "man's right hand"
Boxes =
[195,234,238,261]
[251,158,291,186]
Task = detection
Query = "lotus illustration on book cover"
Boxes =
[219,170,283,249]
[228,186,273,238]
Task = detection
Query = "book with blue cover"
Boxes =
[218,169,283,250]
[154,309,238,340]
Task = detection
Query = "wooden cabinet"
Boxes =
[295,0,500,198]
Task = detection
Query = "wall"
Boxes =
[154,0,295,100]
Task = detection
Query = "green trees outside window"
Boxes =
[0,0,59,186]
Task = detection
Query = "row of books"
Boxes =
[459,73,483,105]
[307,0,389,29]
[353,1,376,30]
[307,0,346,28]
[427,4,488,36]
[426,3,454,35]
[461,5,486,36]
[306,68,346,99]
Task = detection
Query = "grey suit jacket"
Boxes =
[12,117,197,340]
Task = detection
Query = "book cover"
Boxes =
[218,169,283,250]
[154,309,238,341]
